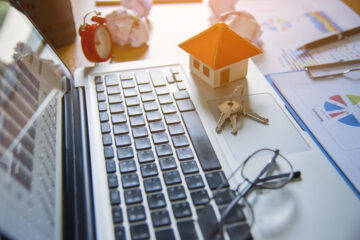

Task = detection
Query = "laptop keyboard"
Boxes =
[94,65,251,240]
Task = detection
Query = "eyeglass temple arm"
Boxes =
[208,150,281,239]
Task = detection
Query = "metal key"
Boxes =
[216,100,241,133]
[239,107,269,125]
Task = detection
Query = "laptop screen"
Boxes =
[0,2,72,239]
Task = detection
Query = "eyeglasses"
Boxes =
[197,148,301,240]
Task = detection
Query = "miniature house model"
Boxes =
[179,22,262,88]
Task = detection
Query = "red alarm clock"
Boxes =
[79,10,112,62]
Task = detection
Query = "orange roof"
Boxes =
[179,23,262,70]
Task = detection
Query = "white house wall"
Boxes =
[189,55,216,88]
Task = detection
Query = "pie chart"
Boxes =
[324,94,360,127]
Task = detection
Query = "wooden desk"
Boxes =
[57,0,211,73]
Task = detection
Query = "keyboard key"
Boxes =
[226,223,252,240]
[125,96,140,106]
[174,74,182,82]
[155,144,173,157]
[149,121,165,133]
[151,210,171,227]
[168,124,185,136]
[123,88,138,97]
[108,94,122,104]
[147,193,166,209]
[177,82,186,90]
[134,137,152,150]
[177,220,197,240]
[170,67,180,75]
[120,71,133,80]
[197,205,220,239]
[110,103,125,114]
[114,226,125,240]
[140,92,156,102]
[107,86,121,95]
[145,111,162,122]
[113,123,129,135]
[105,74,118,86]
[110,189,121,205]
[115,134,132,147]
[135,71,150,84]
[163,170,182,185]
[132,126,148,138]
[97,92,106,102]
[124,189,143,205]
[219,204,245,224]
[108,174,118,188]
[101,122,111,133]
[98,102,107,112]
[190,189,209,206]
[99,112,109,122]
[129,116,146,127]
[161,103,177,114]
[143,177,162,193]
[205,171,229,190]
[143,101,158,112]
[158,94,173,105]
[172,135,189,148]
[150,69,166,86]
[111,113,127,124]
[119,160,137,174]
[127,205,146,222]
[177,99,195,112]
[180,160,199,174]
[167,185,186,201]
[185,175,205,190]
[95,76,103,84]
[155,229,175,240]
[104,146,114,159]
[121,174,140,189]
[96,83,104,92]
[106,160,116,173]
[130,223,149,240]
[172,201,192,218]
[138,83,152,93]
[140,163,158,177]
[173,91,190,100]
[176,147,194,161]
[152,132,169,144]
[166,75,175,84]
[137,149,155,163]
[127,105,143,116]
[112,206,123,223]
[121,79,136,88]
[164,113,181,125]
[102,134,113,146]
[181,111,221,171]
[214,189,236,206]
[155,86,170,95]
[117,146,134,160]
[159,156,177,171]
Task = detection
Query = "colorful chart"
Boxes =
[305,11,342,33]
[262,18,292,31]
[324,94,360,127]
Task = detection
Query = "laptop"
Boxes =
[1,1,360,240]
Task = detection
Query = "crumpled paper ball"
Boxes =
[219,11,263,48]
[122,0,152,18]
[106,7,149,47]
[209,0,238,23]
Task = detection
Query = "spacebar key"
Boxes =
[181,111,221,171]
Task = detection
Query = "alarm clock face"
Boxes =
[94,26,112,59]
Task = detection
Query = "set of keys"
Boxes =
[216,87,269,135]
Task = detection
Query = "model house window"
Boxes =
[203,66,210,77]
[220,68,230,85]
[193,59,200,70]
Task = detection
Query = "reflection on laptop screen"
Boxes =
[0,2,70,239]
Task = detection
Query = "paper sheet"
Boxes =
[270,70,360,193]
[235,0,360,74]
